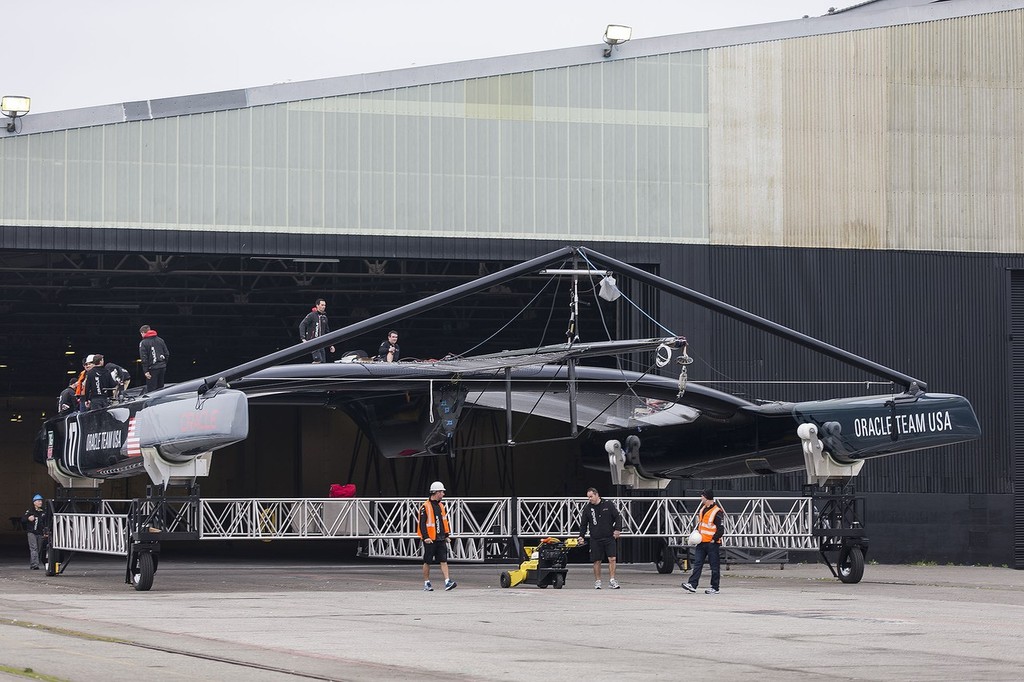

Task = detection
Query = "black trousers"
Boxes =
[687,541,720,590]
[146,367,166,391]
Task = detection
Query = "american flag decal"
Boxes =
[126,417,141,457]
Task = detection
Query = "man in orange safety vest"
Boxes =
[681,489,727,595]
[417,481,457,592]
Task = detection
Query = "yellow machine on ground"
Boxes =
[499,537,579,589]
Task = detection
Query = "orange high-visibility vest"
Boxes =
[74,371,87,396]
[417,500,450,540]
[698,504,722,544]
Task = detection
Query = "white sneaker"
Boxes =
[423,581,433,591]
[609,578,620,589]
[594,580,602,589]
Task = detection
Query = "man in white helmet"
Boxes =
[417,481,456,591]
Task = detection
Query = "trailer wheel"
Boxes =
[131,552,155,592]
[500,571,511,588]
[655,543,675,574]
[837,546,864,584]
[552,573,565,589]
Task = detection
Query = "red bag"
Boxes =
[329,483,356,498]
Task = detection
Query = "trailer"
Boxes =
[45,487,868,591]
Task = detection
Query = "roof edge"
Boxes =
[5,0,1022,137]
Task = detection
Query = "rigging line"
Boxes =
[578,250,677,336]
[534,270,565,354]
[456,270,563,358]
[698,380,895,386]
[690,355,737,383]
[452,434,582,453]
[583,267,619,367]
[571,360,666,437]
[506,370,577,445]
[570,267,665,409]
[240,373,686,388]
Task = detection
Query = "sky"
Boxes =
[9,1,848,115]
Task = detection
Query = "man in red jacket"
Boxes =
[139,325,170,392]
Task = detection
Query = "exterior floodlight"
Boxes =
[1,95,30,132]
[603,24,632,57]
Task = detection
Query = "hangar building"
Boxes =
[2,0,1023,566]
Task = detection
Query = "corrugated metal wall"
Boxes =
[3,10,1021,253]
[709,10,1024,253]
[0,55,710,243]
[658,245,1018,496]
[1012,271,1024,568]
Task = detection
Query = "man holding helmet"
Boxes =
[417,481,457,591]
[681,489,726,594]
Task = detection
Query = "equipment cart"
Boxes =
[500,537,578,589]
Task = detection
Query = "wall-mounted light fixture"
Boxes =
[602,24,632,58]
[1,95,31,132]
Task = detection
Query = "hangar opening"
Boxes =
[0,249,660,397]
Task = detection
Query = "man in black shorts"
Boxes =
[417,481,457,592]
[576,487,622,589]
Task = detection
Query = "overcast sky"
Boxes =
[10,1,846,114]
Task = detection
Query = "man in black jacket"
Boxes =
[299,298,335,363]
[22,494,49,570]
[139,325,170,392]
[377,331,400,362]
[91,354,130,401]
[576,487,622,589]
[83,354,117,409]
[57,377,78,415]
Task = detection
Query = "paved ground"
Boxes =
[2,555,1023,681]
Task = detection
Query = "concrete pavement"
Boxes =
[2,556,1023,680]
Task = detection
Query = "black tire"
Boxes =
[44,547,57,577]
[837,546,865,584]
[552,573,565,589]
[500,571,511,589]
[655,543,675,574]
[131,552,155,591]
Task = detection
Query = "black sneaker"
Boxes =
[705,588,720,594]
[681,582,696,593]
[444,580,457,591]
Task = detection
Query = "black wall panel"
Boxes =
[2,227,1021,564]
[1011,271,1024,569]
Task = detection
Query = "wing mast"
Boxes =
[152,247,576,397]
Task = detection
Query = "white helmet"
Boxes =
[429,481,446,493]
